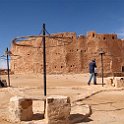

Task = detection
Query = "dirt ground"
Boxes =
[79,91,124,124]
[0,73,124,124]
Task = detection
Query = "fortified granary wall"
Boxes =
[10,31,124,75]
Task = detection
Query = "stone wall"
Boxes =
[10,31,124,75]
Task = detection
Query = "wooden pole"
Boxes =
[6,48,10,87]
[42,24,47,96]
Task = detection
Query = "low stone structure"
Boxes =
[7,95,92,124]
[0,79,7,87]
[114,78,124,88]
[106,77,114,86]
[106,77,124,88]
[9,96,33,122]
[45,95,71,124]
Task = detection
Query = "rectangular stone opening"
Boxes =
[32,100,45,120]
[122,66,124,72]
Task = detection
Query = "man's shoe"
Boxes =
[94,83,97,85]
[88,83,90,85]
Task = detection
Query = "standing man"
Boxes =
[88,59,97,85]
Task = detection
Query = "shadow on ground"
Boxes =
[69,113,93,123]
[32,113,44,120]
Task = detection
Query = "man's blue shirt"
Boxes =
[89,61,97,73]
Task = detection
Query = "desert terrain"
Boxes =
[0,73,124,124]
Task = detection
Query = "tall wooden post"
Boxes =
[42,24,47,96]
[6,48,10,87]
[99,49,105,87]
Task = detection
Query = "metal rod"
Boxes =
[6,48,10,87]
[42,24,47,96]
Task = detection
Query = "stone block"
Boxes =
[0,79,7,87]
[114,78,124,88]
[106,77,113,86]
[9,96,33,122]
[69,104,91,123]
[45,95,71,124]
[1,79,7,87]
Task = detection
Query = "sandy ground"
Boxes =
[0,73,124,124]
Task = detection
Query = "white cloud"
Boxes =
[0,60,7,69]
[117,32,124,38]
[116,27,124,39]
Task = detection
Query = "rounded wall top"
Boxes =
[86,31,118,40]
[87,31,96,38]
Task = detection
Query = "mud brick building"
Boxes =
[10,31,124,76]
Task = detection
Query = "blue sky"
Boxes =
[0,0,124,68]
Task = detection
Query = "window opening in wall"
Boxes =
[77,49,78,51]
[61,66,63,68]
[71,65,72,67]
[122,66,124,72]
[112,36,114,39]
[55,66,56,68]
[70,50,73,52]
[92,33,95,37]
[103,37,106,40]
